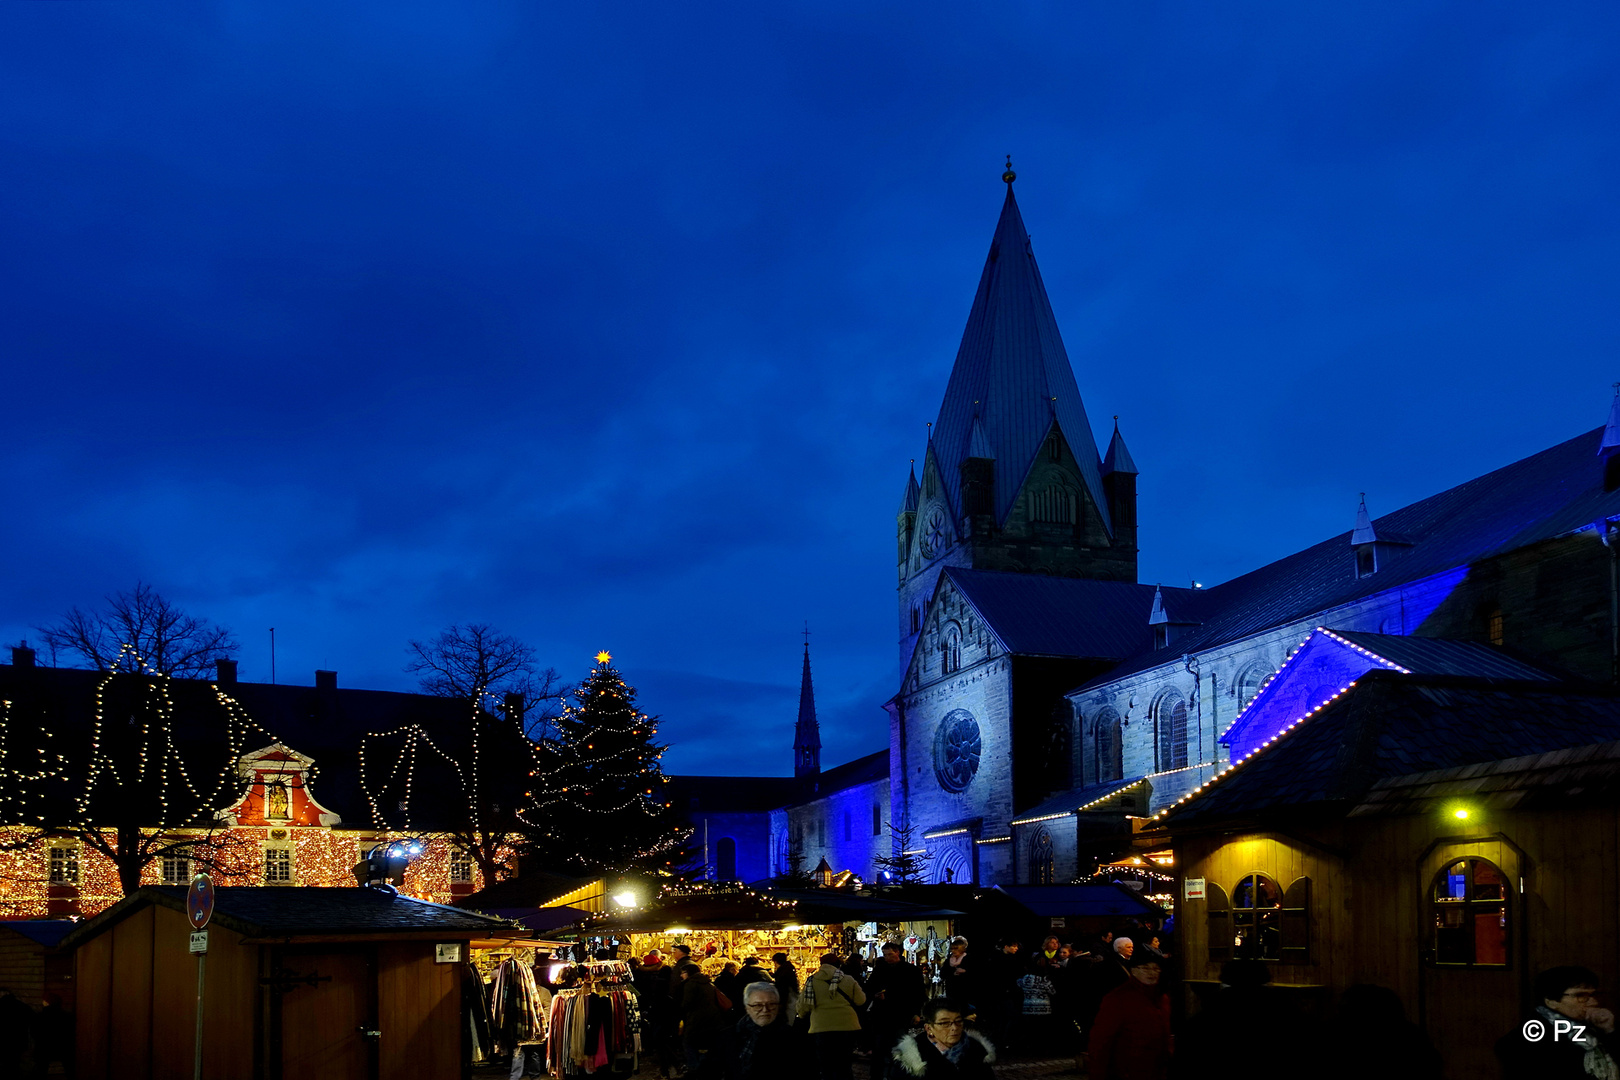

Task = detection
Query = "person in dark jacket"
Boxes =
[739,957,773,989]
[716,962,747,1021]
[773,952,802,1025]
[1316,983,1437,1080]
[1087,950,1171,1080]
[30,992,72,1080]
[720,982,812,1080]
[1498,965,1619,1080]
[867,942,926,1053]
[677,963,729,1077]
[886,997,995,1080]
[940,937,973,1003]
[0,988,32,1080]
[636,951,679,1078]
[980,938,1024,1052]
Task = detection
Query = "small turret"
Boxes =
[1102,419,1139,561]
[1353,494,1378,578]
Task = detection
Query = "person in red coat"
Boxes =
[1087,950,1172,1080]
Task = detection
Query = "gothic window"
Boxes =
[1032,486,1076,525]
[942,626,962,674]
[1431,858,1509,967]
[910,606,922,634]
[817,818,826,846]
[1486,608,1504,647]
[873,803,883,836]
[933,709,983,793]
[48,844,79,885]
[1092,709,1123,783]
[1155,696,1189,772]
[160,853,190,885]
[1047,433,1061,461]
[449,848,474,884]
[1030,829,1055,885]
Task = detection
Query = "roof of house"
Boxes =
[1087,426,1620,687]
[455,869,602,910]
[802,750,889,797]
[59,886,524,951]
[0,920,76,948]
[948,568,1209,660]
[1350,737,1620,818]
[929,185,1112,531]
[1324,630,1562,682]
[1011,777,1150,825]
[1157,671,1620,828]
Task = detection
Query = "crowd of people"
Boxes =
[0,988,69,1080]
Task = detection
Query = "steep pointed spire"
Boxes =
[899,462,920,514]
[1351,494,1378,545]
[930,176,1111,530]
[794,637,821,779]
[1102,418,1138,476]
[1601,383,1620,459]
[1148,585,1167,626]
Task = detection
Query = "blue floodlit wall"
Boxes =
[1219,633,1387,761]
[788,775,891,882]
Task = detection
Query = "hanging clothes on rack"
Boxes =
[546,962,642,1076]
[493,956,553,1049]
[463,961,496,1064]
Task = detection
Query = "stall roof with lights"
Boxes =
[993,884,1164,920]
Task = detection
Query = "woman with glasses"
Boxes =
[886,997,995,1079]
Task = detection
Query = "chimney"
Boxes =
[215,658,238,685]
[315,669,337,691]
[504,692,526,729]
[11,644,36,668]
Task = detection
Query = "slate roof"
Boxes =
[994,884,1162,919]
[455,869,601,910]
[948,568,1207,660]
[1324,631,1561,682]
[60,886,522,951]
[1350,737,1620,818]
[666,774,803,814]
[802,750,889,797]
[1089,427,1620,687]
[930,185,1111,531]
[0,664,480,831]
[0,920,76,948]
[1011,777,1149,824]
[1156,672,1620,828]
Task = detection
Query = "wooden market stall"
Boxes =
[60,885,544,1080]
[0,919,76,1010]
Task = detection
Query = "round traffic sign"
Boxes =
[187,873,215,929]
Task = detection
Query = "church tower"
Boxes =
[793,640,821,778]
[898,164,1139,673]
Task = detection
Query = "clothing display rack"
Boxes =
[546,960,641,1076]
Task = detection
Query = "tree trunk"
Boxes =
[116,823,145,895]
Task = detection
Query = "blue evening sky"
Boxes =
[1,2,1616,775]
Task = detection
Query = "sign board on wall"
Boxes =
[1049,917,1066,929]
[434,943,464,964]
[1184,878,1206,901]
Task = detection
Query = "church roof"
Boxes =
[1088,426,1620,687]
[1154,672,1620,828]
[947,568,1202,660]
[931,185,1111,530]
[798,749,888,799]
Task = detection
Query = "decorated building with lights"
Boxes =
[0,654,509,919]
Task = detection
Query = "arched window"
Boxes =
[942,626,962,674]
[1032,486,1076,525]
[1431,858,1509,966]
[1092,708,1123,783]
[1155,696,1189,772]
[1029,829,1054,885]
[1233,872,1283,959]
[1234,664,1274,713]
[716,837,737,881]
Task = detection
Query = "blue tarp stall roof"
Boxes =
[1086,426,1620,688]
[1011,777,1148,824]
[929,186,1111,531]
[994,884,1163,919]
[948,569,1207,660]
[1323,630,1561,681]
[0,920,76,948]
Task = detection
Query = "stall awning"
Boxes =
[578,887,964,935]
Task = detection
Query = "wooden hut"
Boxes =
[0,920,75,1009]
[61,885,536,1080]
[1157,669,1620,1080]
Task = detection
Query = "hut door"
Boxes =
[281,948,378,1080]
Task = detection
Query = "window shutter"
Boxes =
[1281,876,1311,964]
[1207,881,1231,962]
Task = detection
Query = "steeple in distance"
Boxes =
[794,626,821,779]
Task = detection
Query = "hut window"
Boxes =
[449,849,474,884]
[1232,873,1284,960]
[264,845,294,885]
[48,844,79,885]
[161,853,190,885]
[1431,858,1509,967]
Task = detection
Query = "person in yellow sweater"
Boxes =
[798,953,868,1080]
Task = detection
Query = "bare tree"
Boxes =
[406,623,562,737]
[36,582,237,680]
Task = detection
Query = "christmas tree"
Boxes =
[526,653,688,874]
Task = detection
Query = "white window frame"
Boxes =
[48,843,80,885]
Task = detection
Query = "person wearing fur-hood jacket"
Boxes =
[886,998,995,1080]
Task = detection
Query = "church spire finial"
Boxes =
[1003,154,1016,185]
[794,629,821,779]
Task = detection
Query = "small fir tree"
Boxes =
[873,820,934,886]
[527,654,687,874]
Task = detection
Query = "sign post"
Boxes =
[187,873,215,1080]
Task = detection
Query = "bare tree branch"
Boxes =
[36,582,238,679]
